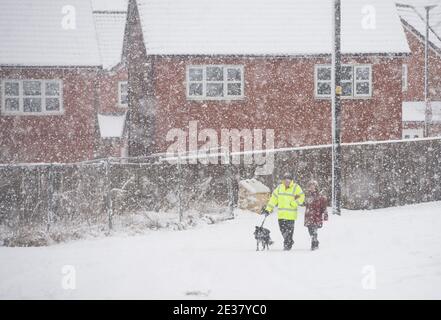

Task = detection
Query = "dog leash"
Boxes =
[259,214,268,228]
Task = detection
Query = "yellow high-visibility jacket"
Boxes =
[265,181,305,220]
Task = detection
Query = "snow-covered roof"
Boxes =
[239,179,270,194]
[98,113,127,138]
[94,11,127,69]
[136,0,410,55]
[397,3,441,51]
[92,0,128,12]
[0,0,101,67]
[402,101,441,122]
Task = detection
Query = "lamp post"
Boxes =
[424,5,437,137]
[332,0,342,215]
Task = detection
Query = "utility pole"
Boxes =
[424,5,436,137]
[332,0,342,215]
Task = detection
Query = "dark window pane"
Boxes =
[46,98,60,111]
[317,67,331,81]
[356,67,370,80]
[356,82,370,95]
[189,68,203,81]
[206,66,223,81]
[317,82,331,96]
[189,83,203,96]
[23,97,42,112]
[206,83,224,97]
[404,135,410,139]
[5,82,19,96]
[227,68,241,81]
[341,66,353,81]
[45,82,60,96]
[342,82,352,96]
[227,83,241,96]
[120,83,128,95]
[120,95,128,105]
[5,98,19,111]
[23,81,41,96]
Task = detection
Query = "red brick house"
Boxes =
[0,1,128,163]
[397,5,441,138]
[124,0,411,157]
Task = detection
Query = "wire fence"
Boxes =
[0,150,236,243]
[1,138,441,245]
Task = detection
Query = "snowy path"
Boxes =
[1,202,441,299]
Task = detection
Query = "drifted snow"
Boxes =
[0,201,440,299]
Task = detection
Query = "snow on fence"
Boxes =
[0,156,235,245]
[237,137,441,210]
[0,138,440,245]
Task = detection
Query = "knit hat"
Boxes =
[282,172,293,180]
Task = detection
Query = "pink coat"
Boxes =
[304,192,328,228]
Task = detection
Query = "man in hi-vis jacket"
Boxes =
[263,173,305,251]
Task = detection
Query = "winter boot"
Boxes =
[311,240,319,251]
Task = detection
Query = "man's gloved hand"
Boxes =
[261,207,270,216]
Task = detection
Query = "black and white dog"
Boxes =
[254,226,274,251]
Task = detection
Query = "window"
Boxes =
[402,64,408,92]
[402,128,423,139]
[354,66,372,97]
[118,81,128,107]
[1,79,62,115]
[316,66,332,97]
[4,81,20,112]
[341,65,353,97]
[187,65,244,100]
[315,64,372,98]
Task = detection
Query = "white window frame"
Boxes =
[118,81,128,107]
[314,64,372,99]
[353,65,372,98]
[1,79,63,115]
[315,64,332,98]
[186,65,244,100]
[402,64,408,92]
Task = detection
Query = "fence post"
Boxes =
[225,151,235,219]
[177,153,183,223]
[47,164,54,233]
[104,159,113,230]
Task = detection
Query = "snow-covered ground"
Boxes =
[0,201,440,299]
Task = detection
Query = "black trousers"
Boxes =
[278,219,295,250]
[307,225,318,242]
